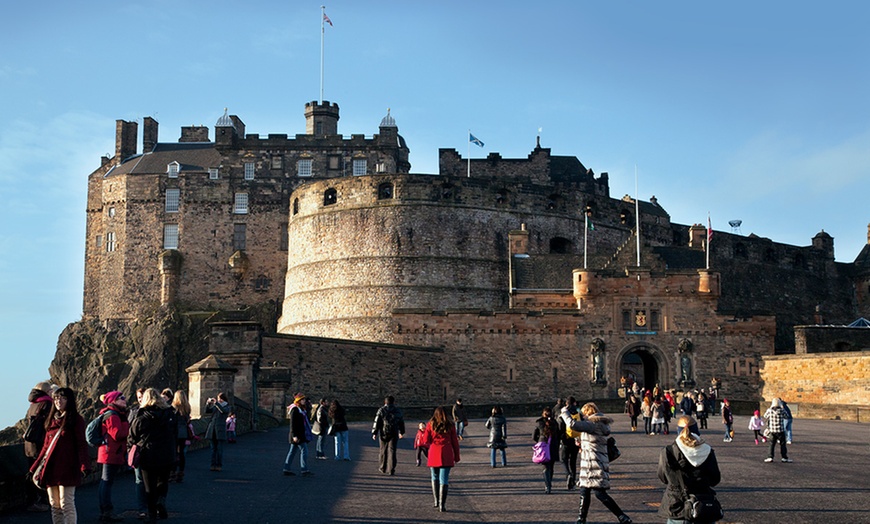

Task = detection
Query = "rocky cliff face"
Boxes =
[48,306,212,418]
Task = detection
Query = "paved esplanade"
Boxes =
[5,416,869,523]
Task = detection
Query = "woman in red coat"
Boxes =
[96,390,129,522]
[423,406,461,513]
[30,387,90,524]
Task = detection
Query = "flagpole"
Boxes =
[706,212,711,270]
[635,165,641,267]
[584,212,588,269]
[467,129,471,178]
[320,5,325,104]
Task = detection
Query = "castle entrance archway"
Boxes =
[619,345,661,390]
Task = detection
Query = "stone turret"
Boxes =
[305,100,340,136]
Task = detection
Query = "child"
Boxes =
[748,409,766,444]
[226,412,237,443]
[413,422,429,466]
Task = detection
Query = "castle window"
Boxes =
[244,162,255,180]
[95,235,102,249]
[233,223,246,251]
[167,162,179,178]
[378,182,394,200]
[271,155,283,170]
[622,310,631,330]
[233,193,249,214]
[254,275,270,291]
[108,207,115,218]
[279,223,288,251]
[353,159,367,176]
[292,198,299,215]
[496,189,508,205]
[323,188,337,206]
[209,168,219,180]
[106,232,116,252]
[165,189,180,213]
[297,159,312,177]
[547,194,561,210]
[163,224,179,249]
[549,237,572,254]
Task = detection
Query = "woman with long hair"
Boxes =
[532,406,561,493]
[129,387,177,522]
[657,416,721,523]
[29,387,90,524]
[422,406,461,512]
[566,402,632,524]
[485,406,507,467]
[328,399,350,460]
[171,390,192,482]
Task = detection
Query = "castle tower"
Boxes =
[812,230,835,260]
[304,100,340,136]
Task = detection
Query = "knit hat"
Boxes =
[101,391,125,406]
[754,409,760,416]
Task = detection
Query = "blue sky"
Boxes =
[2,1,869,428]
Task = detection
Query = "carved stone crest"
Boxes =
[678,338,693,353]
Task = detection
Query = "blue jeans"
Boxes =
[455,421,465,437]
[724,423,732,440]
[784,418,793,442]
[134,467,147,512]
[210,437,224,467]
[334,431,350,460]
[99,463,120,511]
[316,434,331,457]
[431,466,452,485]
[490,448,506,467]
[284,442,309,473]
[667,519,687,524]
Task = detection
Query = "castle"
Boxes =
[81,101,870,421]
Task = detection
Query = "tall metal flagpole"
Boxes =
[320,5,325,104]
[584,212,588,269]
[635,165,641,267]
[467,129,471,178]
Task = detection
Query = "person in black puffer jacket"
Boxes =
[657,416,721,523]
[129,388,177,522]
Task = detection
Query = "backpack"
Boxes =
[86,412,109,447]
[606,436,621,462]
[564,411,582,439]
[381,407,398,437]
[23,411,47,444]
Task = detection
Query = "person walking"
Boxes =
[559,397,581,490]
[452,398,468,439]
[311,398,330,459]
[626,394,641,432]
[170,390,192,483]
[566,402,633,524]
[657,416,721,524]
[748,409,766,445]
[205,392,230,471]
[128,387,177,522]
[721,399,733,443]
[533,407,561,494]
[283,393,314,476]
[372,396,405,475]
[96,390,129,522]
[695,392,709,430]
[22,381,53,512]
[485,406,507,467]
[329,399,351,461]
[422,406,461,512]
[414,422,430,467]
[29,387,91,524]
[764,398,792,463]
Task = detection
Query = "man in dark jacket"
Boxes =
[283,393,314,476]
[372,396,405,475]
[23,381,53,512]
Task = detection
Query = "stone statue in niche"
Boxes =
[590,338,606,384]
[678,338,695,387]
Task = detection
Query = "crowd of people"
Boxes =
[22,382,233,523]
[23,380,795,524]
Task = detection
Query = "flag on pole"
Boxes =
[707,215,713,244]
[323,13,333,26]
[469,133,484,147]
[587,217,595,231]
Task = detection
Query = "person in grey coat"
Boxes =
[485,406,507,467]
[204,392,230,471]
[565,402,632,524]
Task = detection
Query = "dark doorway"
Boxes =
[621,348,659,390]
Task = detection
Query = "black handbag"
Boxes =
[683,493,724,522]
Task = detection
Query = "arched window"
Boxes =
[323,188,337,206]
[547,193,562,211]
[550,237,572,254]
[496,188,508,205]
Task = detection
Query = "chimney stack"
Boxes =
[142,117,158,153]
[115,120,138,162]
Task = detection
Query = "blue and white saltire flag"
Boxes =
[469,133,484,148]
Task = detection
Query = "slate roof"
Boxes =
[108,143,222,177]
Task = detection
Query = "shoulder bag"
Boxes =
[532,437,551,463]
[671,446,724,522]
[31,425,63,490]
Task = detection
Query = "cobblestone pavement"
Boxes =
[4,415,869,523]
